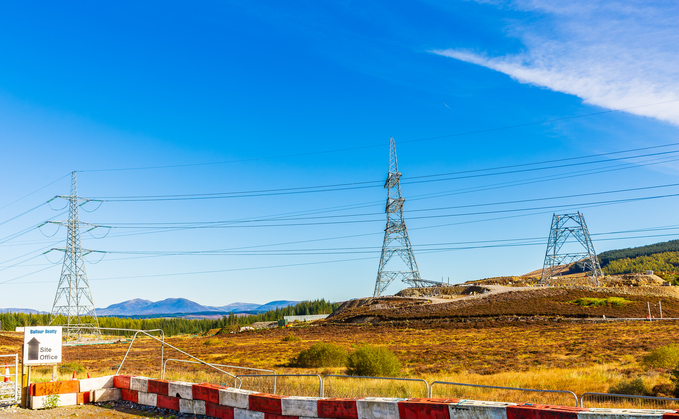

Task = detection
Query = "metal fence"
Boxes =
[322,375,429,398]
[580,392,679,410]
[162,359,272,388]
[0,354,19,406]
[430,381,579,406]
[238,374,323,397]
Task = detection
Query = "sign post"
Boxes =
[23,326,62,365]
[21,326,62,407]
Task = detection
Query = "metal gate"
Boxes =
[0,354,19,406]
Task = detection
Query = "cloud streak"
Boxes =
[430,0,679,126]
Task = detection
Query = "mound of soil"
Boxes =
[327,286,679,324]
[396,285,490,297]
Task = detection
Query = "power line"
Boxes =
[90,147,679,201]
[75,99,679,173]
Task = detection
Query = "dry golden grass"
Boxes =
[3,319,679,408]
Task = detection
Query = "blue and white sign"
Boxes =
[23,326,62,365]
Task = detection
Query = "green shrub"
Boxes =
[608,377,650,396]
[291,342,347,368]
[281,333,301,342]
[345,345,401,377]
[571,297,632,307]
[58,362,85,374]
[642,344,679,369]
[670,366,679,397]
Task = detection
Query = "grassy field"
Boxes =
[2,319,679,403]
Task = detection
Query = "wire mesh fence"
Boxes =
[580,393,679,410]
[322,375,429,398]
[162,359,272,388]
[430,381,579,406]
[237,374,323,397]
[0,354,19,405]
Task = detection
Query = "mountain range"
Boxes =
[93,298,299,316]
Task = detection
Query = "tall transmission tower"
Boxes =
[373,137,428,297]
[540,212,603,286]
[49,171,101,341]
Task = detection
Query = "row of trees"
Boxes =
[0,299,339,335]
[598,239,679,267]
[602,251,679,277]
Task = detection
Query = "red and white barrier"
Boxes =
[138,391,157,407]
[578,409,677,419]
[357,397,403,419]
[26,374,679,419]
[220,388,260,409]
[282,396,321,417]
[180,398,206,415]
[168,381,194,399]
[449,400,517,419]
[129,376,150,393]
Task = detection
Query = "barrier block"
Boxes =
[282,396,321,417]
[180,398,206,415]
[578,408,676,419]
[113,375,132,389]
[356,397,402,419]
[122,388,138,404]
[169,381,194,399]
[77,391,91,405]
[449,400,517,419]
[92,388,122,402]
[207,401,236,419]
[129,376,150,393]
[79,375,115,392]
[148,379,169,395]
[32,380,80,396]
[250,393,286,415]
[265,414,299,419]
[508,404,586,419]
[30,393,78,410]
[138,391,158,407]
[399,398,459,419]
[194,382,227,404]
[157,394,180,411]
[236,407,266,419]
[317,398,359,419]
[220,388,259,409]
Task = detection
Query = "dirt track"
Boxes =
[0,402,178,418]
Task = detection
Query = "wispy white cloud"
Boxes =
[430,0,679,125]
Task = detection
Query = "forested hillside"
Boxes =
[0,298,339,334]
[603,251,679,274]
[598,239,679,267]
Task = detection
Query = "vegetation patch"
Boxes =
[346,345,401,377]
[608,377,650,396]
[642,344,679,369]
[58,362,86,374]
[570,297,632,307]
[290,342,347,368]
[281,333,301,342]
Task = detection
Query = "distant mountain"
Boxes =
[254,300,299,312]
[0,308,46,314]
[213,302,262,312]
[94,298,299,317]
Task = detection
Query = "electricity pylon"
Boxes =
[48,171,101,341]
[540,212,603,286]
[373,137,428,297]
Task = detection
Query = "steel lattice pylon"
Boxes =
[373,137,427,297]
[49,171,101,341]
[540,212,603,286]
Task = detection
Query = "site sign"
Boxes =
[23,326,62,365]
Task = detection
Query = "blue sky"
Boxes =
[0,1,678,310]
